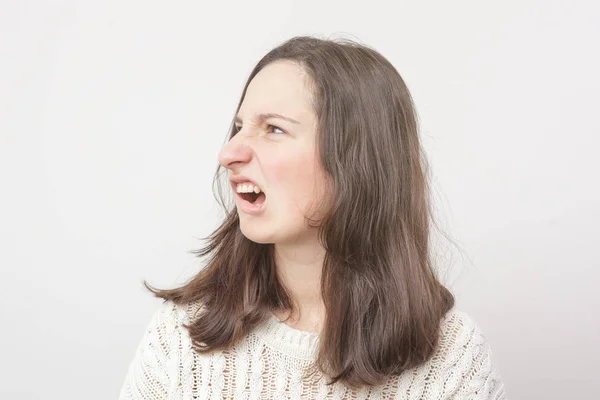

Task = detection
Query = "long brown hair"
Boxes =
[145,35,455,389]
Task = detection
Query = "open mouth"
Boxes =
[230,179,267,213]
[238,191,267,205]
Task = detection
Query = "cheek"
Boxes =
[267,150,320,208]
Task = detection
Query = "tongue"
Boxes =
[254,192,266,206]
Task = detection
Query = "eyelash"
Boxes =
[233,124,286,135]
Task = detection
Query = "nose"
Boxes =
[218,131,253,170]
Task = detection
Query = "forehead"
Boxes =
[239,61,315,122]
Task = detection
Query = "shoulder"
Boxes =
[119,300,200,399]
[439,308,487,345]
[131,299,204,362]
[145,299,205,339]
[423,308,507,399]
[135,300,191,357]
[135,300,203,373]
[146,300,190,332]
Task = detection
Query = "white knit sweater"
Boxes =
[119,300,506,399]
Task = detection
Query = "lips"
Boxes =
[229,175,264,193]
[229,175,267,215]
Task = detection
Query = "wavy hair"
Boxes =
[145,35,455,389]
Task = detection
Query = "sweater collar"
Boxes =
[252,312,321,361]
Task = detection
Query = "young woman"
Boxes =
[119,36,506,399]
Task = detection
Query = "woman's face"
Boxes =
[218,60,329,245]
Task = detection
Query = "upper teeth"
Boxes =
[236,183,262,194]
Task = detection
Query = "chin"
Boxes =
[239,223,274,244]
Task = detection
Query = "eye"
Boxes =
[266,124,286,135]
[233,124,286,135]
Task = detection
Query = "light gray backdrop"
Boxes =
[1,1,598,399]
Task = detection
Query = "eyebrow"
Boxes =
[234,112,300,125]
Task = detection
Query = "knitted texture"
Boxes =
[119,300,506,399]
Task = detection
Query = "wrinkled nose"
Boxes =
[218,135,253,169]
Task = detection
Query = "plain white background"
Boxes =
[1,0,598,398]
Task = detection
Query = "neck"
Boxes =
[273,237,326,333]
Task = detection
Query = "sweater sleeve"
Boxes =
[118,300,182,400]
[442,311,507,400]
